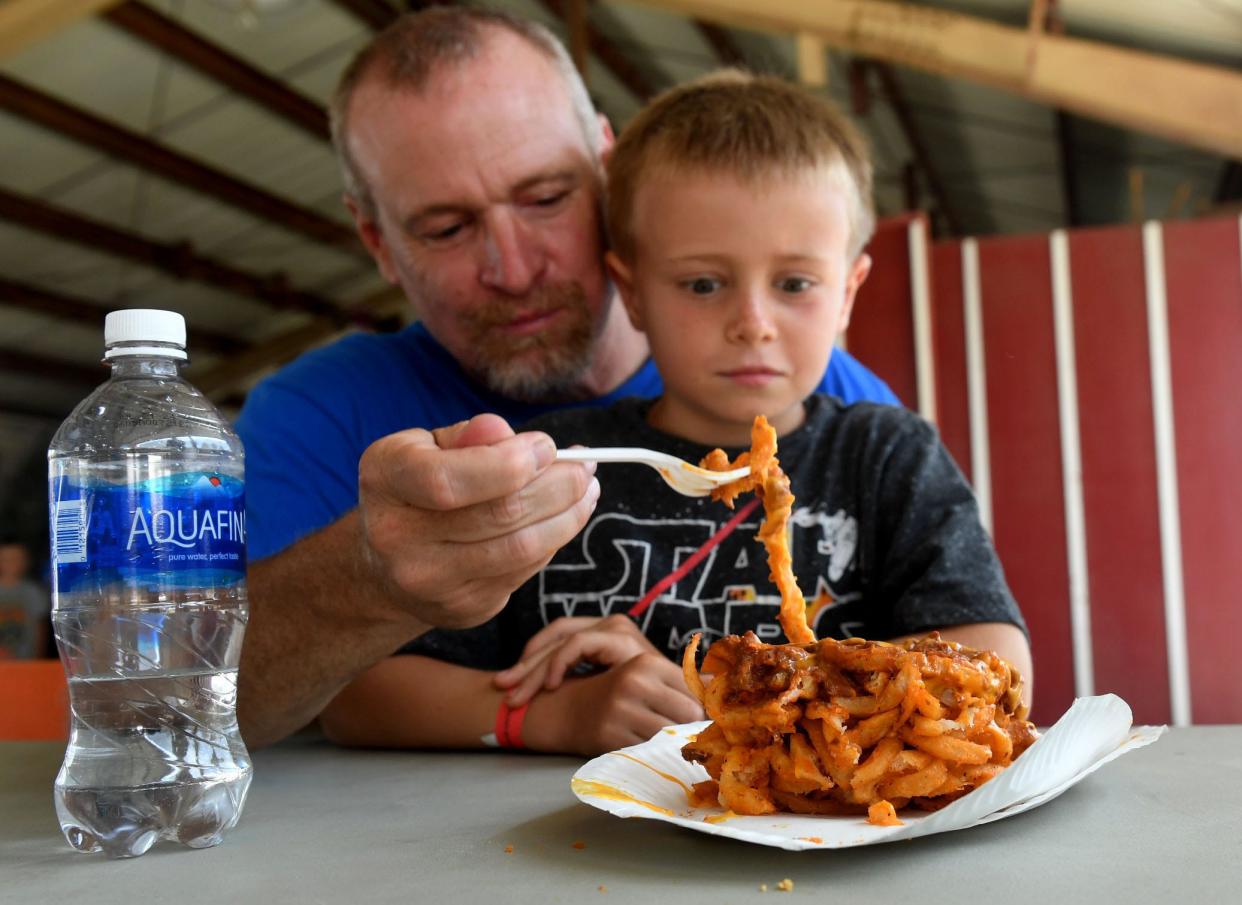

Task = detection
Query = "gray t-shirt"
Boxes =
[0,579,50,659]
[403,394,1026,669]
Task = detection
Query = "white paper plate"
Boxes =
[571,694,1165,850]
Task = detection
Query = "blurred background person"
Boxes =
[0,537,50,660]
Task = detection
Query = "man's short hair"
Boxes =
[330,7,600,217]
[606,70,875,262]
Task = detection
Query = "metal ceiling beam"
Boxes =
[0,276,248,356]
[194,285,407,397]
[538,0,656,101]
[102,2,329,142]
[869,61,963,237]
[0,74,362,254]
[1214,161,1242,204]
[0,187,367,328]
[0,348,103,388]
[0,0,123,60]
[1055,111,1081,226]
[628,0,1242,160]
[328,0,402,30]
[0,398,76,422]
[695,21,747,68]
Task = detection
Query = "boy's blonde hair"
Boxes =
[606,70,875,262]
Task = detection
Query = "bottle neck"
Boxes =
[107,354,183,379]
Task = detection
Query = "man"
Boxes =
[235,8,898,748]
[0,539,49,660]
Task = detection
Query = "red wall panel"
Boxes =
[1068,226,1171,725]
[930,241,972,482]
[978,235,1074,725]
[1163,216,1242,724]
[850,214,918,408]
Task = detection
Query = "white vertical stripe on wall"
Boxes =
[908,218,937,423]
[962,238,992,534]
[1050,230,1095,699]
[1142,221,1192,727]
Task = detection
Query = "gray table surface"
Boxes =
[2,727,1239,904]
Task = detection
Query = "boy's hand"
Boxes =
[494,615,663,706]
[524,653,705,755]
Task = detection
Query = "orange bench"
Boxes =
[0,659,69,740]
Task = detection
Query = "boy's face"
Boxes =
[607,165,871,446]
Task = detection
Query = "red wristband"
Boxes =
[494,700,530,749]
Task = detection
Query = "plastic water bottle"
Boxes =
[47,309,252,858]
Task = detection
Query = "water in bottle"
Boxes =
[48,309,252,858]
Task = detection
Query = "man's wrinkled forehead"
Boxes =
[352,42,597,211]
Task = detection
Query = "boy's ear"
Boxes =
[597,113,617,165]
[344,193,398,285]
[605,250,643,331]
[836,252,872,335]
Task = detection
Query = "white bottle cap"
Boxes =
[104,309,188,360]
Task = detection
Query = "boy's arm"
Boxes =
[319,652,702,754]
[319,655,505,749]
[864,412,1032,702]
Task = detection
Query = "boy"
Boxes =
[319,72,1031,754]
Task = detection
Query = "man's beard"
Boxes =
[463,281,598,402]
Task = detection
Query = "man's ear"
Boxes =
[597,112,617,166]
[605,250,643,331]
[344,193,398,284]
[837,252,872,336]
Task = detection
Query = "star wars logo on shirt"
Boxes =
[538,507,862,654]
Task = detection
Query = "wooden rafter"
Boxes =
[0,0,123,59]
[795,32,827,87]
[0,74,361,254]
[102,2,329,142]
[0,186,368,328]
[628,0,1242,159]
[0,276,247,356]
[566,0,590,79]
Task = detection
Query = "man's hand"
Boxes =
[358,413,600,629]
[524,652,705,756]
[239,413,598,750]
[493,614,663,706]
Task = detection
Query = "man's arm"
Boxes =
[237,415,600,749]
[241,512,426,748]
[319,652,704,755]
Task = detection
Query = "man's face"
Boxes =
[609,165,870,447]
[345,32,613,401]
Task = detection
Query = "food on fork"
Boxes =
[698,417,812,644]
[681,417,1038,823]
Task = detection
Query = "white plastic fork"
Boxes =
[556,447,751,497]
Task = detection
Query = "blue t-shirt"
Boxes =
[235,323,900,560]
